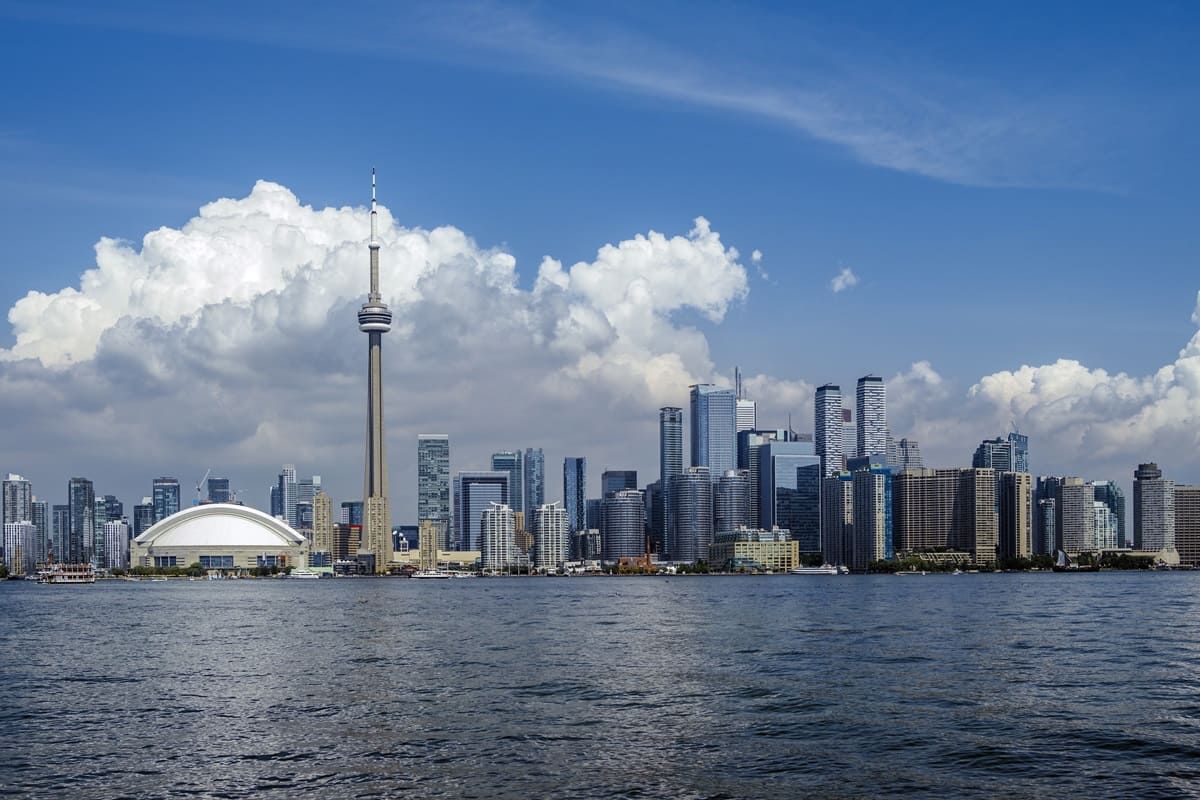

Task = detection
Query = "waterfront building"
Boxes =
[480,502,516,572]
[644,481,663,555]
[563,457,587,535]
[892,468,997,563]
[690,384,737,475]
[417,519,444,570]
[821,473,854,567]
[152,476,181,523]
[757,440,821,553]
[103,520,130,571]
[1092,481,1127,548]
[454,471,509,551]
[855,375,887,459]
[601,470,638,498]
[602,489,646,561]
[669,467,712,563]
[68,477,95,564]
[851,466,893,568]
[1036,496,1057,555]
[523,448,544,516]
[715,469,751,533]
[895,439,924,471]
[709,527,798,572]
[998,472,1033,562]
[312,491,333,556]
[491,451,524,514]
[659,406,684,555]
[1093,501,1119,550]
[206,477,231,504]
[132,504,308,570]
[331,522,360,563]
[1133,463,1175,552]
[1175,485,1200,568]
[815,384,844,478]
[533,501,569,572]
[1056,478,1095,555]
[3,521,37,576]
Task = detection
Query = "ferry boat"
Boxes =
[789,564,841,575]
[411,570,452,580]
[289,569,323,580]
[36,563,96,584]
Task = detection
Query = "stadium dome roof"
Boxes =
[134,503,305,549]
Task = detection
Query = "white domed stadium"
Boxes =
[131,503,308,571]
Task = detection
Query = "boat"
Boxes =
[289,569,322,580]
[36,563,96,584]
[411,570,452,580]
[789,564,840,575]
[896,569,927,576]
[1052,550,1100,572]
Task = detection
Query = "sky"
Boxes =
[1,0,1198,516]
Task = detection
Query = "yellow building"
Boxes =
[709,528,799,572]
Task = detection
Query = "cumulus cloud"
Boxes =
[830,266,859,293]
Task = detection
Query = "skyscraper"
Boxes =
[895,439,924,470]
[714,469,751,533]
[1133,462,1175,552]
[417,434,451,522]
[277,466,297,528]
[454,471,509,551]
[998,472,1033,562]
[206,478,231,504]
[523,448,545,516]
[1175,485,1200,568]
[1092,481,1126,548]
[491,451,524,514]
[892,468,998,563]
[312,491,333,557]
[1057,477,1095,555]
[659,406,684,553]
[758,440,821,553]
[601,470,638,497]
[2,474,32,529]
[51,504,69,562]
[669,468,713,563]
[734,367,756,432]
[102,520,130,571]
[690,384,737,475]
[152,477,181,523]
[738,428,793,529]
[3,521,38,576]
[821,473,855,567]
[132,498,154,540]
[563,457,587,535]
[855,375,887,459]
[852,466,893,568]
[31,500,48,565]
[480,502,515,572]
[815,384,844,478]
[601,489,645,561]
[533,501,569,572]
[68,477,94,564]
[358,169,394,573]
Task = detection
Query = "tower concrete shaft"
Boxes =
[358,169,393,572]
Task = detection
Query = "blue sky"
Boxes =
[1,1,1198,511]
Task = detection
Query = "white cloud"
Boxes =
[830,266,859,293]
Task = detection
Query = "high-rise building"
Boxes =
[737,428,793,529]
[690,384,737,475]
[2,474,32,529]
[892,468,997,563]
[601,470,638,498]
[297,475,321,510]
[1056,477,1095,555]
[523,448,544,516]
[601,489,645,561]
[3,521,38,576]
[815,384,844,478]
[133,498,154,540]
[152,477,181,523]
[340,501,363,527]
[852,466,893,568]
[312,491,333,556]
[659,406,684,552]
[491,452,524,514]
[331,523,360,563]
[416,435,451,524]
[277,466,298,527]
[973,433,1030,474]
[669,467,713,563]
[357,170,394,573]
[821,474,854,567]
[31,500,48,565]
[855,375,887,459]
[51,504,69,562]
[102,520,130,571]
[714,470,751,533]
[1133,462,1175,552]
[418,519,445,570]
[757,440,821,553]
[998,472,1033,562]
[533,502,569,571]
[269,485,282,518]
[736,399,757,433]
[454,471,509,551]
[1092,481,1127,549]
[894,439,924,471]
[1008,432,1029,473]
[586,498,602,531]
[1175,485,1200,568]
[68,477,94,564]
[563,457,587,535]
[206,478,231,504]
[480,502,515,572]
[841,408,857,461]
[1093,501,1118,550]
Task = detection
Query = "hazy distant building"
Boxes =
[757,440,821,553]
[973,433,1029,474]
[894,439,924,471]
[998,472,1033,561]
[340,501,363,526]
[51,505,69,562]
[523,448,545,516]
[31,501,48,564]
[454,471,509,551]
[586,498,602,532]
[1092,481,1127,548]
[715,470,751,533]
[855,375,887,459]
[601,470,638,498]
[480,502,516,572]
[533,502,569,572]
[1175,485,1200,568]
[669,467,713,563]
[1133,463,1175,552]
[601,489,645,561]
[491,452,524,514]
[690,384,737,475]
[815,384,844,478]
[821,473,854,567]
[841,408,857,461]
[563,457,587,536]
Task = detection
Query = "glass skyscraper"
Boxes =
[758,440,822,553]
[417,434,451,522]
[68,477,94,564]
[1093,481,1126,548]
[601,470,638,497]
[491,451,524,514]
[523,447,545,516]
[659,406,683,552]
[669,467,713,563]
[690,384,737,476]
[152,476,181,525]
[454,471,509,551]
[601,489,645,561]
[563,457,587,534]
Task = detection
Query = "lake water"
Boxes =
[2,574,1199,798]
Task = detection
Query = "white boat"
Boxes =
[411,570,452,580]
[36,563,96,584]
[789,564,840,575]
[289,569,322,580]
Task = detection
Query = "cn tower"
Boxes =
[358,169,393,572]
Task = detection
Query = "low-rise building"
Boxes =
[709,527,798,572]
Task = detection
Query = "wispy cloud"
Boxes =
[830,267,859,293]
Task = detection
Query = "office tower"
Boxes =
[841,408,857,461]
[644,480,663,555]
[480,502,516,572]
[294,501,313,534]
[270,485,282,518]
[1093,502,1118,550]
[1175,485,1200,567]
[298,475,321,508]
[1008,432,1029,473]
[563,457,587,534]
[417,519,444,570]
[757,440,821,553]
[821,474,854,567]
[68,477,95,564]
[3,521,38,576]
[815,384,844,478]
[355,169,395,573]
[737,428,793,529]
[1054,478,1095,555]
[2,474,32,529]
[659,406,684,553]
[998,472,1033,562]
[852,466,893,569]
[1092,482,1127,548]
[132,499,154,539]
[669,467,713,563]
[690,384,737,474]
[454,471,509,551]
[92,496,111,566]
[736,399,757,433]
[277,466,298,527]
[586,499,602,531]
[1133,463,1175,552]
[101,495,123,522]
[973,437,1015,471]
[602,489,646,561]
[892,468,998,563]
[341,501,363,527]
[416,435,451,522]
[102,520,130,571]
[523,448,544,516]
[152,477,181,523]
[895,439,924,470]
[601,470,638,498]
[491,451,524,514]
[206,478,231,504]
[31,501,47,564]
[312,491,333,555]
[51,505,69,561]
[533,501,569,571]
[855,375,887,459]
[714,469,751,533]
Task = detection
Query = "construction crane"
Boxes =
[194,468,211,506]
